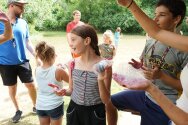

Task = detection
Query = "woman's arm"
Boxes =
[0,11,12,43]
[117,0,188,52]
[123,79,188,125]
[146,84,188,125]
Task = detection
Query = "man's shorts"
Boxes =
[0,61,33,86]
[111,90,170,125]
[36,103,64,120]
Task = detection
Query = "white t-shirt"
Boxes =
[172,64,188,125]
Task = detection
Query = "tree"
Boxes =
[1,0,187,34]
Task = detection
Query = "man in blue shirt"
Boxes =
[0,0,37,123]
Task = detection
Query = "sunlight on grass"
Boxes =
[41,31,66,37]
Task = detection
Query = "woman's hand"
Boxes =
[123,79,152,91]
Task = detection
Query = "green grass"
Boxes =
[41,31,66,37]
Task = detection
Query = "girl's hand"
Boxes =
[0,11,9,23]
[117,0,133,7]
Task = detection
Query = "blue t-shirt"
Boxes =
[114,32,120,42]
[0,18,30,65]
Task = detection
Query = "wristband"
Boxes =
[127,0,133,8]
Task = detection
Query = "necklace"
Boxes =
[143,41,171,68]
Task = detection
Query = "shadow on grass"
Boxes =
[0,113,38,125]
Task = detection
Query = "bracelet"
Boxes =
[127,0,133,8]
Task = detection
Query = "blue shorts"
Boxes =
[111,90,170,125]
[36,103,64,120]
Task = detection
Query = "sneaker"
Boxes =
[32,107,36,114]
[12,110,22,123]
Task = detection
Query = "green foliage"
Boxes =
[25,0,156,33]
[182,22,188,34]
[1,0,188,34]
[0,1,7,11]
[35,0,158,33]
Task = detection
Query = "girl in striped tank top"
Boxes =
[62,24,114,125]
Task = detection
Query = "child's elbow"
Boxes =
[101,99,110,105]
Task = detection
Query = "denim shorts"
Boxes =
[111,90,170,125]
[37,103,64,120]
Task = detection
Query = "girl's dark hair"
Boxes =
[71,24,100,56]
[156,0,186,26]
[35,41,55,63]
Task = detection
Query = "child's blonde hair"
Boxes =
[116,27,121,32]
[103,30,113,44]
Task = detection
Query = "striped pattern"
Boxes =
[71,69,102,106]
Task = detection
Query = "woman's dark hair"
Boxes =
[156,0,186,26]
[71,24,100,56]
[35,41,55,63]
